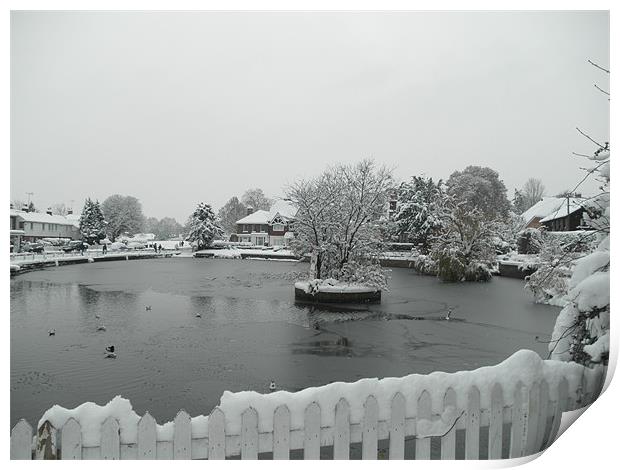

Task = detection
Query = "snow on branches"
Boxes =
[186,202,224,250]
[79,198,106,244]
[286,159,392,289]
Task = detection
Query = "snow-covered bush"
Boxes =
[337,260,389,291]
[517,228,544,254]
[525,234,573,305]
[429,201,496,282]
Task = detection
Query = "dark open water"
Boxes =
[10,258,559,428]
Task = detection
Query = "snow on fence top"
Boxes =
[36,349,590,446]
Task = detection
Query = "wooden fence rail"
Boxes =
[10,363,605,460]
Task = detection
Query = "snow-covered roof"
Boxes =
[235,209,271,225]
[235,200,297,225]
[10,209,80,227]
[539,198,586,223]
[521,197,585,225]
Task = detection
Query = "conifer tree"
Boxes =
[79,198,107,244]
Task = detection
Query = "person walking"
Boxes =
[102,244,107,255]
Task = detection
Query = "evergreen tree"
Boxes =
[186,203,224,249]
[79,198,107,244]
[393,176,444,252]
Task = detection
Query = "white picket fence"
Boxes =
[11,363,605,460]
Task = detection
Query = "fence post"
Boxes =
[10,419,33,460]
[465,385,480,460]
[389,392,406,459]
[137,412,157,459]
[303,402,321,460]
[334,398,350,460]
[273,405,291,460]
[173,410,192,459]
[241,407,259,460]
[208,408,226,460]
[362,395,378,459]
[60,418,82,460]
[36,420,57,460]
[488,382,504,459]
[440,388,457,460]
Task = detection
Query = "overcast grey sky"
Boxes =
[11,11,609,222]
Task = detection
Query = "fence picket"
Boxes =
[137,412,157,459]
[488,382,504,459]
[303,402,321,460]
[208,408,226,460]
[416,390,432,459]
[173,410,191,459]
[548,377,568,446]
[241,407,259,459]
[523,381,541,456]
[534,380,550,453]
[440,388,457,460]
[273,405,291,460]
[36,421,57,460]
[334,398,350,460]
[100,417,120,460]
[389,392,406,459]
[509,381,527,458]
[60,418,82,460]
[465,385,480,460]
[11,419,33,460]
[362,395,378,459]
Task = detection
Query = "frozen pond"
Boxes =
[11,258,559,428]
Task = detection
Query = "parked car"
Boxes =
[20,242,45,253]
[61,241,89,253]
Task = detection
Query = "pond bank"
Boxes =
[10,252,166,276]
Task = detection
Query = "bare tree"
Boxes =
[241,188,273,211]
[521,178,545,209]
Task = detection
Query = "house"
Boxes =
[10,211,25,252]
[234,200,296,247]
[520,197,589,231]
[10,208,81,244]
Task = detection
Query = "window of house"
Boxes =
[272,223,284,232]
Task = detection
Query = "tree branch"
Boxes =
[588,59,610,74]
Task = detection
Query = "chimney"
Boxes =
[46,207,53,216]
[246,206,254,216]
[21,203,28,212]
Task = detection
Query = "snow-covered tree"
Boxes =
[286,159,393,288]
[101,194,145,241]
[429,198,497,282]
[218,196,248,235]
[392,176,444,252]
[446,166,511,219]
[241,188,273,212]
[185,203,224,249]
[549,61,609,366]
[79,198,107,244]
